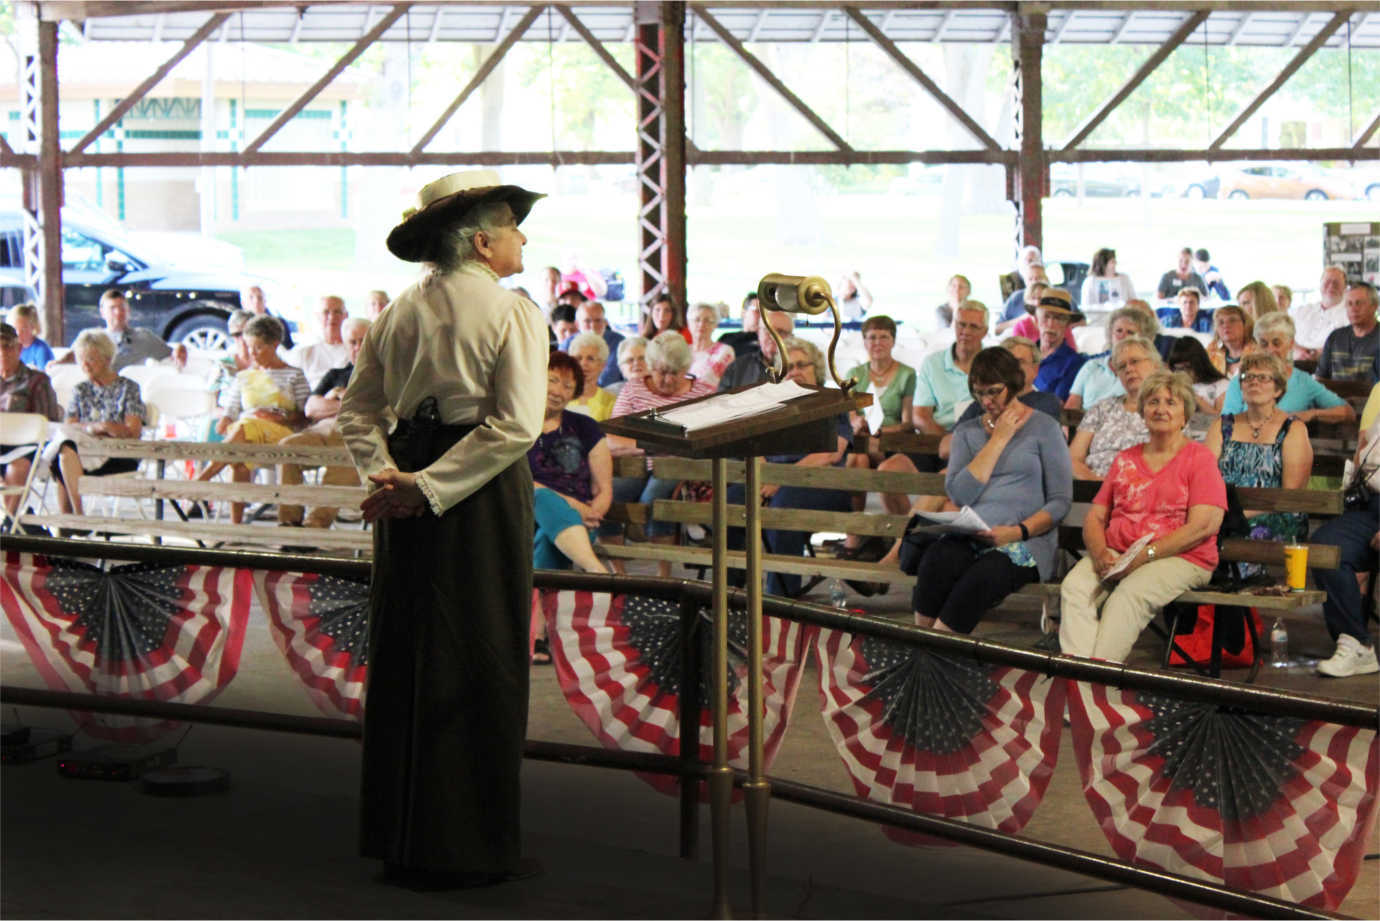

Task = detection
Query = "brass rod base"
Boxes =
[708,766,735,919]
[743,780,772,918]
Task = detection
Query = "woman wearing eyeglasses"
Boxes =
[1068,337,1160,479]
[905,347,1072,633]
[1205,352,1312,557]
[845,314,916,455]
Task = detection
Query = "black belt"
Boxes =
[387,396,478,472]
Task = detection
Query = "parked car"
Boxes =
[1218,163,1358,201]
[0,209,257,351]
[1180,174,1221,199]
[1050,164,1142,198]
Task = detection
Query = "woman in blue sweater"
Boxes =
[909,347,1073,633]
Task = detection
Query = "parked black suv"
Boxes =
[0,209,252,351]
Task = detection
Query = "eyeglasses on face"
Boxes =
[863,334,893,343]
[970,384,1007,400]
[787,361,814,373]
[1240,372,1275,385]
[1114,355,1152,372]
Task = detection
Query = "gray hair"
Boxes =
[343,317,371,337]
[781,335,825,384]
[1137,370,1197,420]
[73,329,116,364]
[646,330,693,374]
[1016,244,1042,270]
[1254,311,1295,344]
[617,335,647,365]
[954,298,989,327]
[1106,305,1158,342]
[227,309,254,334]
[1110,335,1159,372]
[430,200,516,273]
[690,302,721,324]
[999,335,1038,363]
[569,331,610,363]
[244,314,286,345]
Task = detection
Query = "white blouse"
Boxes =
[338,262,549,515]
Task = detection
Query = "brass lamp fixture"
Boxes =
[755,273,854,393]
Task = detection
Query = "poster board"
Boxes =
[1324,221,1380,285]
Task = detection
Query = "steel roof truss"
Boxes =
[1355,107,1380,148]
[1062,10,1209,150]
[244,3,409,155]
[1209,9,1350,150]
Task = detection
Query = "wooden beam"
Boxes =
[1209,10,1350,150]
[557,4,635,90]
[691,4,852,152]
[844,6,1000,150]
[1062,10,1209,150]
[410,5,541,155]
[37,19,64,345]
[0,133,12,157]
[69,12,231,155]
[1354,106,1380,148]
[244,3,408,155]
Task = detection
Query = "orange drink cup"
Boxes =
[1283,544,1309,592]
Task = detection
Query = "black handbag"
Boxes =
[897,515,940,576]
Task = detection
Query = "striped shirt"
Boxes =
[222,366,311,419]
[611,374,716,418]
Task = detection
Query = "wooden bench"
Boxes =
[14,437,371,554]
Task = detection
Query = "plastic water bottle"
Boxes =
[829,579,847,609]
[1269,617,1289,668]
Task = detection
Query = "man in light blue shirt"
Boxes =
[913,300,988,433]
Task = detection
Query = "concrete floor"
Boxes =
[3,557,1377,919]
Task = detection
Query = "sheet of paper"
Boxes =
[863,401,884,435]
[654,380,820,432]
[1102,534,1154,581]
[909,505,992,535]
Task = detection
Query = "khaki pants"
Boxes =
[277,421,359,529]
[1059,554,1211,663]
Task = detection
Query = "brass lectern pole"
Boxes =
[743,455,770,917]
[708,457,733,919]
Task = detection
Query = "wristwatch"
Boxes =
[1146,543,1158,561]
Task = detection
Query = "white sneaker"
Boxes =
[1316,635,1380,678]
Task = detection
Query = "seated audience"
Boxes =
[560,255,607,301]
[7,303,54,369]
[1310,415,1380,677]
[195,316,310,524]
[1234,280,1277,324]
[1167,336,1228,440]
[956,336,1061,424]
[1156,286,1213,333]
[560,300,624,386]
[1009,281,1077,350]
[687,302,735,386]
[1067,306,1158,411]
[290,296,350,390]
[1080,247,1136,308]
[935,274,971,330]
[0,322,62,518]
[566,332,617,421]
[1290,266,1349,362]
[1205,304,1256,377]
[996,261,1047,335]
[1221,313,1355,423]
[719,293,761,358]
[1192,248,1229,301]
[639,294,692,345]
[53,288,186,372]
[549,303,579,346]
[529,350,612,575]
[836,271,873,321]
[606,336,648,398]
[846,314,917,449]
[718,309,794,391]
[275,317,369,533]
[1316,281,1378,384]
[539,266,562,315]
[906,347,1072,633]
[728,337,855,598]
[244,285,294,350]
[1156,247,1208,300]
[605,331,717,576]
[1272,284,1292,315]
[1070,337,1159,478]
[48,330,145,521]
[1031,289,1087,400]
[1205,352,1311,563]
[365,289,389,318]
[1060,370,1227,661]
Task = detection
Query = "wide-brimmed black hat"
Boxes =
[1024,287,1085,323]
[386,169,545,263]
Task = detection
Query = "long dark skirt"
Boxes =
[359,445,534,875]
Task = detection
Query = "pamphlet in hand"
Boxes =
[910,506,993,536]
[1101,534,1154,582]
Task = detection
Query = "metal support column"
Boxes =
[31,18,64,344]
[1010,8,1046,254]
[633,2,687,317]
[707,457,733,919]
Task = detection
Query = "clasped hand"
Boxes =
[975,524,1023,546]
[361,468,427,523]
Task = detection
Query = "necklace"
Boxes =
[868,360,895,383]
[1246,409,1278,441]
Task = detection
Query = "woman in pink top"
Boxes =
[1059,370,1227,662]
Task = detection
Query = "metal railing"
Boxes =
[2,534,1373,919]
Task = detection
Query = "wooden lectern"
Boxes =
[602,274,871,918]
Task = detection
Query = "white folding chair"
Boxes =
[119,363,172,394]
[0,412,52,533]
[47,365,84,412]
